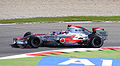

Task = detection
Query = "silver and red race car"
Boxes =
[11,24,108,48]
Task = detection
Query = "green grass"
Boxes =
[0,50,120,66]
[0,16,120,24]
[0,56,42,66]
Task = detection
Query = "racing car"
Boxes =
[11,24,108,48]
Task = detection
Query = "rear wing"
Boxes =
[92,28,108,40]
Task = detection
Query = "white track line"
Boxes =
[56,48,100,52]
[64,21,120,24]
[0,54,34,60]
[0,47,120,60]
[64,21,92,24]
[0,23,16,26]
[0,48,100,60]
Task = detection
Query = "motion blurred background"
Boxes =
[0,0,120,19]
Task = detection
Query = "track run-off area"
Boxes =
[0,22,120,57]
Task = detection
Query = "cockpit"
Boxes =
[68,27,83,33]
[67,25,91,35]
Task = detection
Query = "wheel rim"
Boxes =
[92,37,102,47]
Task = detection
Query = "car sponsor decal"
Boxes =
[37,56,120,66]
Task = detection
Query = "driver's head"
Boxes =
[67,24,71,31]
[68,24,71,27]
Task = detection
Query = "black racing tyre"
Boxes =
[24,32,32,37]
[29,36,43,48]
[89,35,103,48]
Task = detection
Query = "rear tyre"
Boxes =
[29,36,43,48]
[89,35,103,48]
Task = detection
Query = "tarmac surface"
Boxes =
[0,22,120,57]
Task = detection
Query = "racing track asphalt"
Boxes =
[0,22,120,57]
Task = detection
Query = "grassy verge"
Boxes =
[0,56,42,66]
[0,49,120,66]
[0,16,120,24]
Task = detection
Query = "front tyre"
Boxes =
[29,36,43,48]
[89,36,103,48]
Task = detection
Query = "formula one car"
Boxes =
[11,24,108,48]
